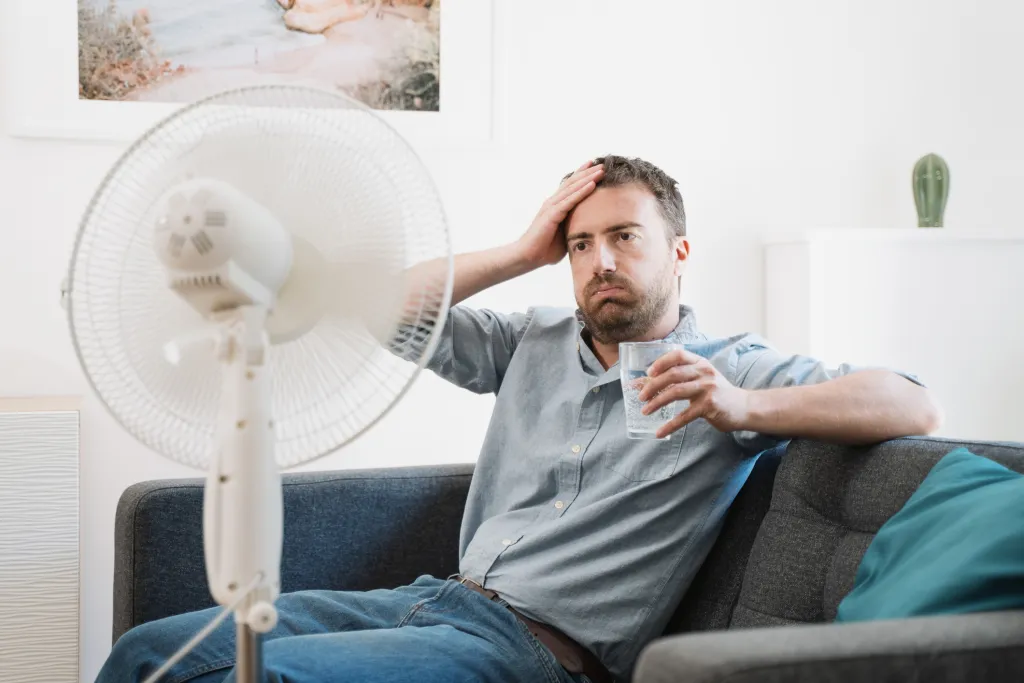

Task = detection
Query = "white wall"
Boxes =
[2,1,1023,680]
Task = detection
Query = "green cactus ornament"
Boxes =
[913,153,949,227]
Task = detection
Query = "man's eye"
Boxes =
[619,232,636,241]
[573,242,588,251]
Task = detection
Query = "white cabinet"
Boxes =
[764,229,1024,442]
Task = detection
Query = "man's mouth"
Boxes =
[591,285,628,301]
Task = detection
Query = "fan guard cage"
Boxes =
[67,85,452,470]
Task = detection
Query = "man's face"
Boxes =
[565,183,683,344]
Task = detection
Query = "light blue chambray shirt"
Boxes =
[420,304,922,682]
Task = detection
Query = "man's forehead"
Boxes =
[567,185,662,232]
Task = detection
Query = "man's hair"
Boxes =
[566,155,686,239]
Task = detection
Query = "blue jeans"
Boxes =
[96,575,591,683]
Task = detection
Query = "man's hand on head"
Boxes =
[637,349,752,439]
[514,160,604,268]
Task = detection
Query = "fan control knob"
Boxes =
[246,601,278,633]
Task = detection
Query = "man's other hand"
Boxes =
[515,160,604,268]
[637,349,751,438]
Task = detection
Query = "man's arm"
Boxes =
[401,244,534,318]
[638,346,942,444]
[740,368,942,444]
[394,244,536,395]
[394,160,604,394]
[402,160,604,311]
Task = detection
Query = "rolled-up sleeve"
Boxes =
[733,336,926,391]
[419,305,534,395]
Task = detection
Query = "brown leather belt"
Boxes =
[455,575,614,683]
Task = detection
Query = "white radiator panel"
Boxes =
[0,405,80,683]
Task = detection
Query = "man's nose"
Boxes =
[594,243,616,273]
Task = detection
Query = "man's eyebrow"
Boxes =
[566,222,643,242]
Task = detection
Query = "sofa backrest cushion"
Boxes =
[730,437,1024,629]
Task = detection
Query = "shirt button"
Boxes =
[554,501,564,509]
[571,444,581,454]
[501,539,512,546]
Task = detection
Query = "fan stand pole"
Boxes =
[203,305,281,683]
[236,622,265,683]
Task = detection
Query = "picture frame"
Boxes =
[4,0,494,146]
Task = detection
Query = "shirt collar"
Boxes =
[574,305,703,381]
[574,304,703,345]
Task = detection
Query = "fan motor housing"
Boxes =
[154,178,294,314]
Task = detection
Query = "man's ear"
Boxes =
[672,238,690,277]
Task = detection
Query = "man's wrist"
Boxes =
[737,387,777,434]
[500,241,541,277]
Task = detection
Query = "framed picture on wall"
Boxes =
[5,0,493,145]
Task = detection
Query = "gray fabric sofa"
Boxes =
[113,436,1024,682]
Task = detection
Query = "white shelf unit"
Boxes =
[764,229,1024,443]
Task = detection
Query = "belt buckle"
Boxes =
[458,576,503,605]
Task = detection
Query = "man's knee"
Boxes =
[99,610,231,683]
[99,620,167,683]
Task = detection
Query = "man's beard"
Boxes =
[576,270,675,345]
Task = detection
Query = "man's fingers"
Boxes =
[560,159,597,186]
[559,163,589,186]
[641,380,702,414]
[560,168,602,198]
[647,349,702,378]
[562,165,604,193]
[544,169,603,224]
[553,164,603,202]
[554,179,599,215]
[535,161,603,236]
[655,402,703,439]
[637,365,701,402]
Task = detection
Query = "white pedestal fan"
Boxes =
[64,86,453,682]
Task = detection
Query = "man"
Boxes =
[98,155,941,683]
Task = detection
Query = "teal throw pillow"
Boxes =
[836,447,1024,622]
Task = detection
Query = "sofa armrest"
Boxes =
[633,610,1024,683]
[113,463,473,643]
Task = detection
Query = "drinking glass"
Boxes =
[619,341,690,440]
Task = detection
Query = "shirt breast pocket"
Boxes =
[596,401,687,482]
[608,430,686,482]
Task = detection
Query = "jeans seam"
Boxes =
[396,580,452,627]
[165,656,235,683]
